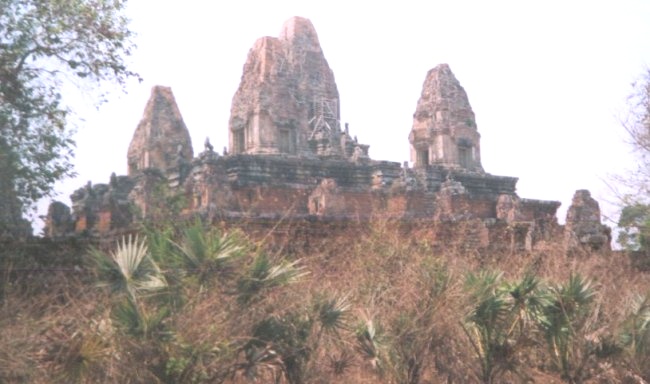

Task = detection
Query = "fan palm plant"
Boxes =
[91,234,167,302]
[462,271,547,384]
[236,253,308,304]
[111,296,171,339]
[171,220,246,286]
[356,314,385,373]
[91,235,169,343]
[311,293,354,377]
[234,292,352,384]
[384,258,451,384]
[314,293,352,339]
[539,273,596,383]
[54,332,109,383]
[619,292,650,379]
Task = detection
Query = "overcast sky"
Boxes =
[39,0,650,231]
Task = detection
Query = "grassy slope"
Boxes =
[1,223,649,383]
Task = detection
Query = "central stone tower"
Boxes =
[228,16,341,157]
[409,64,483,172]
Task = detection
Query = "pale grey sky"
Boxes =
[38,0,650,230]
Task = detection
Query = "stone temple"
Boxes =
[46,16,610,253]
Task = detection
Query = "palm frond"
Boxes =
[465,270,504,300]
[112,296,170,338]
[539,273,597,379]
[55,332,108,383]
[91,234,167,302]
[620,292,650,357]
[355,315,383,370]
[237,254,308,304]
[314,293,352,335]
[328,350,355,376]
[171,220,246,283]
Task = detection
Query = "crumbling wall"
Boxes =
[564,189,611,254]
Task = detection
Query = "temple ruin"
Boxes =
[45,16,611,254]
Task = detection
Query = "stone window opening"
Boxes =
[457,138,474,169]
[416,147,429,167]
[233,129,245,154]
[279,128,295,154]
[458,146,471,168]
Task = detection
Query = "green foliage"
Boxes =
[356,315,385,372]
[462,271,548,383]
[618,203,650,251]
[237,253,308,304]
[23,221,650,382]
[0,0,138,210]
[616,69,650,251]
[111,296,170,339]
[91,234,167,301]
[620,292,650,378]
[313,293,351,337]
[170,219,246,286]
[85,222,321,382]
[540,274,597,383]
[248,313,312,383]
[54,332,108,383]
[383,258,451,384]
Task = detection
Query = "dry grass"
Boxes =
[1,220,650,383]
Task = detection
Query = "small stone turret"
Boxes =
[127,86,193,175]
[564,190,611,253]
[409,64,483,172]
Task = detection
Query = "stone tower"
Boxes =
[228,16,340,157]
[127,86,194,175]
[409,64,483,172]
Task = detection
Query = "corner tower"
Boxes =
[127,86,193,175]
[409,64,483,172]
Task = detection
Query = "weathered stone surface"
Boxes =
[434,178,471,222]
[496,194,523,223]
[50,16,585,254]
[564,189,611,252]
[127,86,193,176]
[68,175,135,234]
[229,17,367,159]
[409,64,483,171]
[308,179,346,216]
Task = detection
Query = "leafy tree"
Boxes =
[0,0,138,229]
[617,203,650,251]
[616,70,650,248]
[619,69,650,196]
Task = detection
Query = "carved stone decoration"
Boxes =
[410,64,483,172]
[308,179,346,216]
[564,189,611,253]
[45,17,573,256]
[496,194,523,223]
[127,86,193,175]
[434,178,471,222]
[229,16,369,160]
